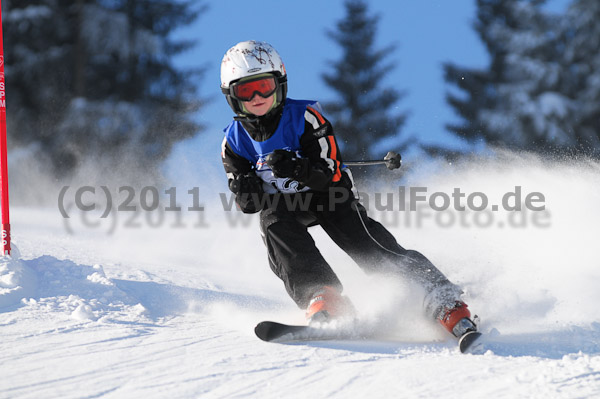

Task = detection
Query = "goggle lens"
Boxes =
[232,76,277,101]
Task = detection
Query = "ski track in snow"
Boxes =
[1,153,600,398]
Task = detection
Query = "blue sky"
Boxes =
[166,0,570,181]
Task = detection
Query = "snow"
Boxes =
[1,152,600,398]
[82,5,160,60]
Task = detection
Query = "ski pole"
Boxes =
[345,151,402,170]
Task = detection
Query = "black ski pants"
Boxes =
[259,191,459,316]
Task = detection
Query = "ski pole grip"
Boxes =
[384,151,402,170]
[229,178,241,194]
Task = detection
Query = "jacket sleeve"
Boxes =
[221,137,253,179]
[298,105,348,191]
[221,137,262,214]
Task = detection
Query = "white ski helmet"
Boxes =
[220,40,288,116]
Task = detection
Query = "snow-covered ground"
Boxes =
[1,152,600,398]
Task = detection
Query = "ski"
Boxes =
[257,320,486,354]
[254,320,363,342]
[254,321,310,342]
[458,331,484,354]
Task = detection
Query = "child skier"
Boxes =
[220,40,477,338]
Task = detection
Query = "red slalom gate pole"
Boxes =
[0,2,11,256]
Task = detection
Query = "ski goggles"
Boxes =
[228,75,278,102]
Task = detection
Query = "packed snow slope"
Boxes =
[1,151,600,399]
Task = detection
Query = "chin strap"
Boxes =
[233,102,285,123]
[233,114,259,123]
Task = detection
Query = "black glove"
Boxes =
[228,172,263,194]
[265,149,309,180]
[228,172,264,213]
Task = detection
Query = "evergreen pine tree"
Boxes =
[322,0,408,166]
[444,0,576,154]
[560,0,600,153]
[2,0,205,176]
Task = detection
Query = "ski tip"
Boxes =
[254,321,298,342]
[254,321,274,342]
[459,331,484,354]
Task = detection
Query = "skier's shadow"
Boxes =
[283,325,600,359]
[295,339,455,355]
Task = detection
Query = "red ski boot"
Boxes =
[438,301,477,337]
[305,286,355,324]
